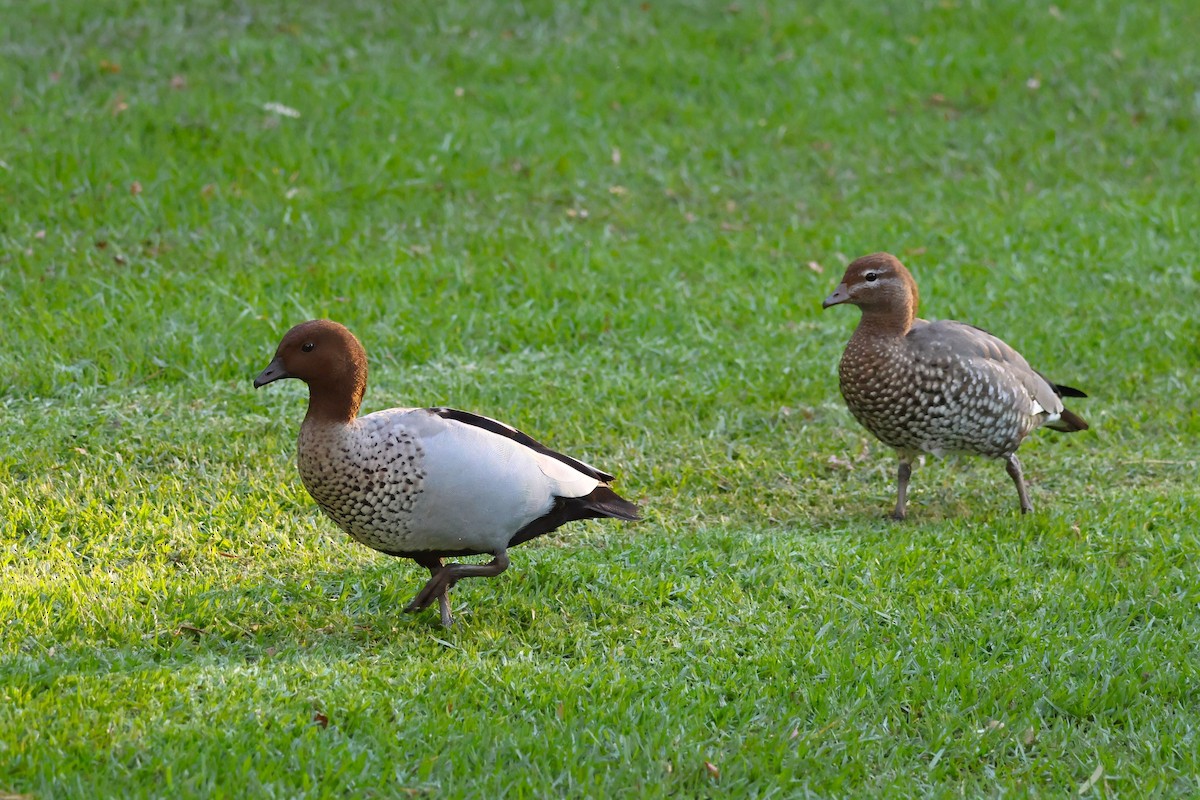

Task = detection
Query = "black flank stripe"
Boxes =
[427,407,615,483]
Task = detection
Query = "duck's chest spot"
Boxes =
[837,340,1017,454]
[297,424,427,546]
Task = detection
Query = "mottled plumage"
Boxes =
[255,320,639,626]
[822,253,1088,518]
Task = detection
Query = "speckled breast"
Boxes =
[296,417,427,553]
[838,340,1028,458]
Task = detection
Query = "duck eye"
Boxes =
[301,342,315,353]
[864,272,878,283]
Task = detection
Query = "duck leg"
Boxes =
[1004,453,1033,514]
[892,457,914,520]
[411,554,454,627]
[404,551,511,626]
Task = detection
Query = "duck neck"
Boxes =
[854,306,913,339]
[303,358,367,426]
[853,289,917,339]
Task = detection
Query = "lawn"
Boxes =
[2,0,1199,796]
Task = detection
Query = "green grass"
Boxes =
[3,0,1199,796]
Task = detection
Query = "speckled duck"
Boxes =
[822,253,1088,519]
[254,320,639,626]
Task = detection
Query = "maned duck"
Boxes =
[822,253,1088,519]
[254,320,639,626]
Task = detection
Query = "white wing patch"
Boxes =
[532,450,601,499]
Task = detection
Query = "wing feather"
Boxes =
[909,320,1064,416]
[426,407,616,483]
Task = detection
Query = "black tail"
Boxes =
[1048,407,1089,432]
[1045,381,1088,432]
[508,486,639,549]
[579,485,641,521]
[1053,383,1087,399]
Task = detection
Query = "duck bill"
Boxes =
[822,283,850,309]
[253,356,292,388]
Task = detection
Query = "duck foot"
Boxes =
[405,551,511,627]
[410,555,456,627]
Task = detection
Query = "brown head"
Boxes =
[821,252,920,333]
[253,320,368,423]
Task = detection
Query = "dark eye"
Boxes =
[864,272,878,282]
[301,342,315,353]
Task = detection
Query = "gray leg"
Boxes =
[1004,453,1033,514]
[404,551,511,625]
[411,555,454,627]
[435,585,452,628]
[892,458,913,520]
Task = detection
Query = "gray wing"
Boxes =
[908,319,1064,417]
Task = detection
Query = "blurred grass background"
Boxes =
[2,0,1198,796]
